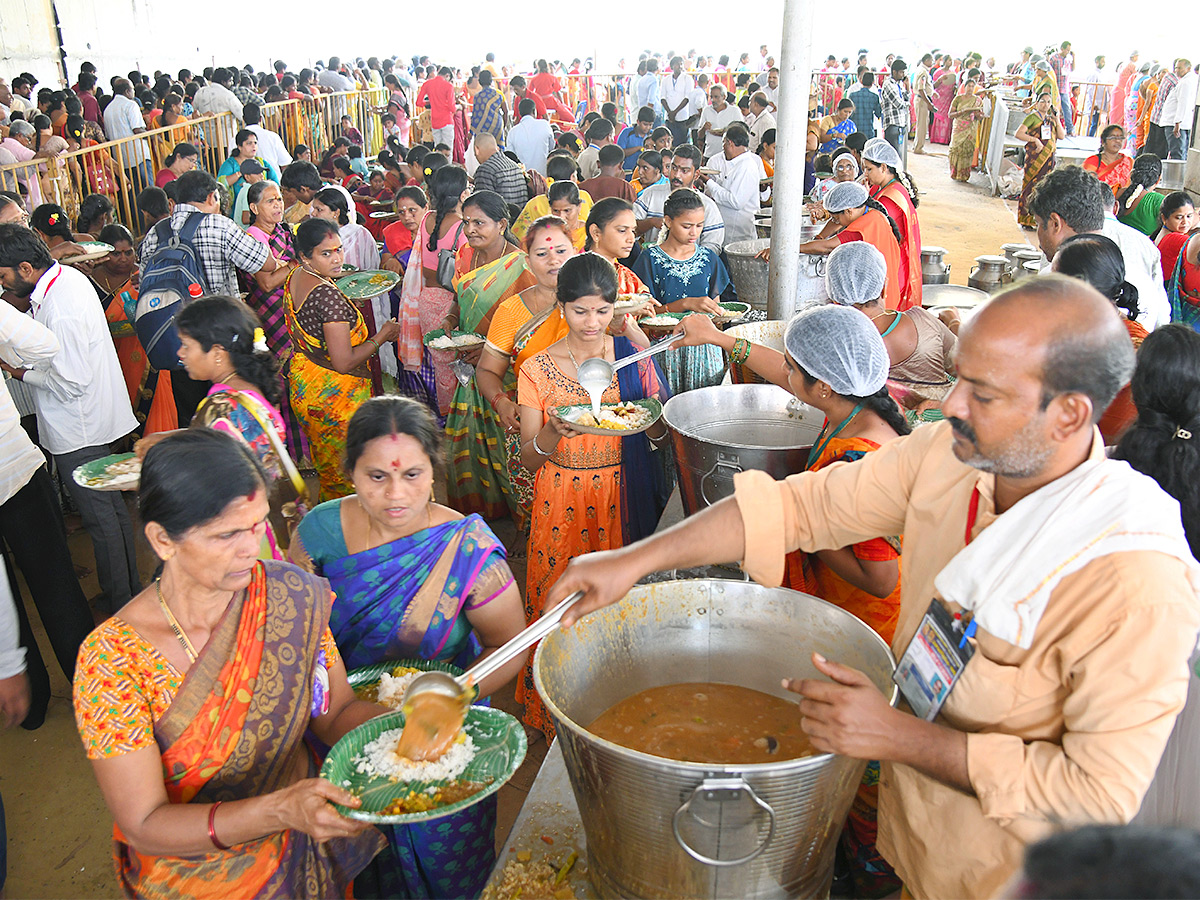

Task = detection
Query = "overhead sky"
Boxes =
[9,0,1180,85]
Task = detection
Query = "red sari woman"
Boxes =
[861,138,922,310]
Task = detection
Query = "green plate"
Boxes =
[347,658,466,703]
[321,706,526,824]
[71,452,140,492]
[423,328,485,352]
[553,397,663,436]
[336,270,400,299]
[713,301,750,322]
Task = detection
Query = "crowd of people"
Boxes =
[0,40,1198,900]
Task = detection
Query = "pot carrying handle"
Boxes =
[699,459,743,507]
[672,776,777,868]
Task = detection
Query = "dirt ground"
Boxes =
[0,143,1025,900]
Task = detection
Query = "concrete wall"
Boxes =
[0,0,64,82]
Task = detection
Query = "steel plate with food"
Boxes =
[613,292,654,314]
[554,399,662,435]
[320,706,526,825]
[58,240,114,264]
[710,301,750,323]
[72,452,141,492]
[424,328,486,351]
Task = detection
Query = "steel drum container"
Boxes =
[725,239,773,312]
[722,320,786,385]
[663,384,824,517]
[919,246,951,284]
[534,580,898,899]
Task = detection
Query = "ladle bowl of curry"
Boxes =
[534,579,897,899]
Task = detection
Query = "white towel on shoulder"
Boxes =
[934,458,1200,649]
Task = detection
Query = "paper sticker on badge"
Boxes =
[893,599,975,721]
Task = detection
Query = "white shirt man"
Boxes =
[699,88,742,160]
[102,88,150,165]
[246,122,292,170]
[0,298,58,507]
[661,67,694,124]
[703,130,765,244]
[506,110,555,175]
[746,95,776,152]
[18,262,137,455]
[1100,214,1170,330]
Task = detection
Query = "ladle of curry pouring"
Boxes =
[395,591,586,760]
[575,333,684,414]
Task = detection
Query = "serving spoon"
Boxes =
[394,591,586,761]
[575,333,684,415]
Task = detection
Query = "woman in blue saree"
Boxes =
[289,396,526,899]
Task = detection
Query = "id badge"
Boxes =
[893,599,976,721]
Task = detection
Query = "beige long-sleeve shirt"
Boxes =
[734,421,1200,899]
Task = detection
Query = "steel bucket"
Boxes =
[534,580,898,899]
[725,239,772,312]
[663,384,824,517]
[722,320,786,384]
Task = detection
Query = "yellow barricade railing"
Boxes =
[0,86,389,238]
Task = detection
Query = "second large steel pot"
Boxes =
[663,384,824,517]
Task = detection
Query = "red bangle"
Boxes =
[208,801,230,851]
[490,391,508,408]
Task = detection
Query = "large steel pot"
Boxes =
[663,384,823,517]
[725,239,772,312]
[534,580,898,899]
[724,240,829,317]
[722,320,786,385]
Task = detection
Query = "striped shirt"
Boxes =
[881,78,910,129]
[635,183,726,249]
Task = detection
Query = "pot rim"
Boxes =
[532,582,899,774]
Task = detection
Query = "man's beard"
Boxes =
[6,276,38,300]
[947,416,1054,479]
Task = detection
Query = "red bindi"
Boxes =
[390,460,401,469]
[544,236,553,242]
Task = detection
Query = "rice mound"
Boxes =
[375,669,423,709]
[356,726,478,781]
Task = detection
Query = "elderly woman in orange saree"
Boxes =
[72,429,384,899]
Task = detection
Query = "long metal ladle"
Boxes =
[394,592,586,760]
[575,333,684,414]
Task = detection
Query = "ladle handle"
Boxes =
[462,591,585,688]
[610,332,685,373]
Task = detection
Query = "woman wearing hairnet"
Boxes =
[758,181,905,308]
[825,242,957,423]
[677,302,908,896]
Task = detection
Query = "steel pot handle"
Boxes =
[699,459,742,507]
[672,777,777,868]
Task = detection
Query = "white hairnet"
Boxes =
[823,180,869,213]
[784,304,889,398]
[825,242,888,305]
[862,137,902,171]
[832,152,861,177]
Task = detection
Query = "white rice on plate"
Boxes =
[355,727,478,781]
[375,669,423,709]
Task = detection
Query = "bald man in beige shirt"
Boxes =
[549,277,1200,898]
